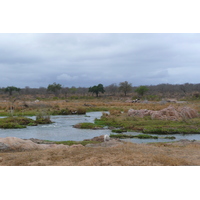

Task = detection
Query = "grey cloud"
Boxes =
[1,33,200,88]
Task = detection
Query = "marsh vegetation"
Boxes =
[0,114,52,129]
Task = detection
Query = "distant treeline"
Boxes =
[1,82,200,99]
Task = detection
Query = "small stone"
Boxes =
[0,157,3,162]
[70,144,84,148]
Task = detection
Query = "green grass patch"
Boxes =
[111,129,127,133]
[142,126,200,134]
[86,107,109,112]
[54,140,101,146]
[95,112,200,134]
[0,116,52,129]
[110,134,158,139]
[0,117,35,129]
[73,122,104,129]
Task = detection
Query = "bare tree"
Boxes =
[105,83,118,95]
[119,81,132,96]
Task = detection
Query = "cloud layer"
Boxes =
[1,33,200,88]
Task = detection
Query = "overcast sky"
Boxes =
[1,33,200,88]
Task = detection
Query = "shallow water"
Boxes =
[0,112,111,141]
[0,112,200,143]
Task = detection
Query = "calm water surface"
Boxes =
[0,111,200,143]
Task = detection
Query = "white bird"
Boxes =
[104,134,110,142]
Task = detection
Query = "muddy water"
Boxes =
[0,112,200,143]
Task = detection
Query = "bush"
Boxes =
[77,107,86,114]
[35,112,52,124]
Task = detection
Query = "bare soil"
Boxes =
[0,140,200,166]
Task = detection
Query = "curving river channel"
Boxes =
[0,111,200,143]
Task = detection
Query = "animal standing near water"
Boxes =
[104,134,110,142]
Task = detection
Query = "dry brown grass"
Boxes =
[1,97,200,115]
[1,141,199,166]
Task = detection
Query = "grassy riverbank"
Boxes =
[93,112,200,134]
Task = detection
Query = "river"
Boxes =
[0,111,200,143]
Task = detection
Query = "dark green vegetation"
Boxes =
[88,84,105,97]
[94,112,200,134]
[4,86,21,96]
[135,85,149,97]
[0,116,52,129]
[47,82,62,96]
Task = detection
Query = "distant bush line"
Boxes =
[1,82,200,100]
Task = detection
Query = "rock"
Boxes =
[0,157,3,162]
[84,135,105,142]
[27,138,55,144]
[166,99,177,103]
[0,142,9,151]
[128,105,199,121]
[0,137,69,152]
